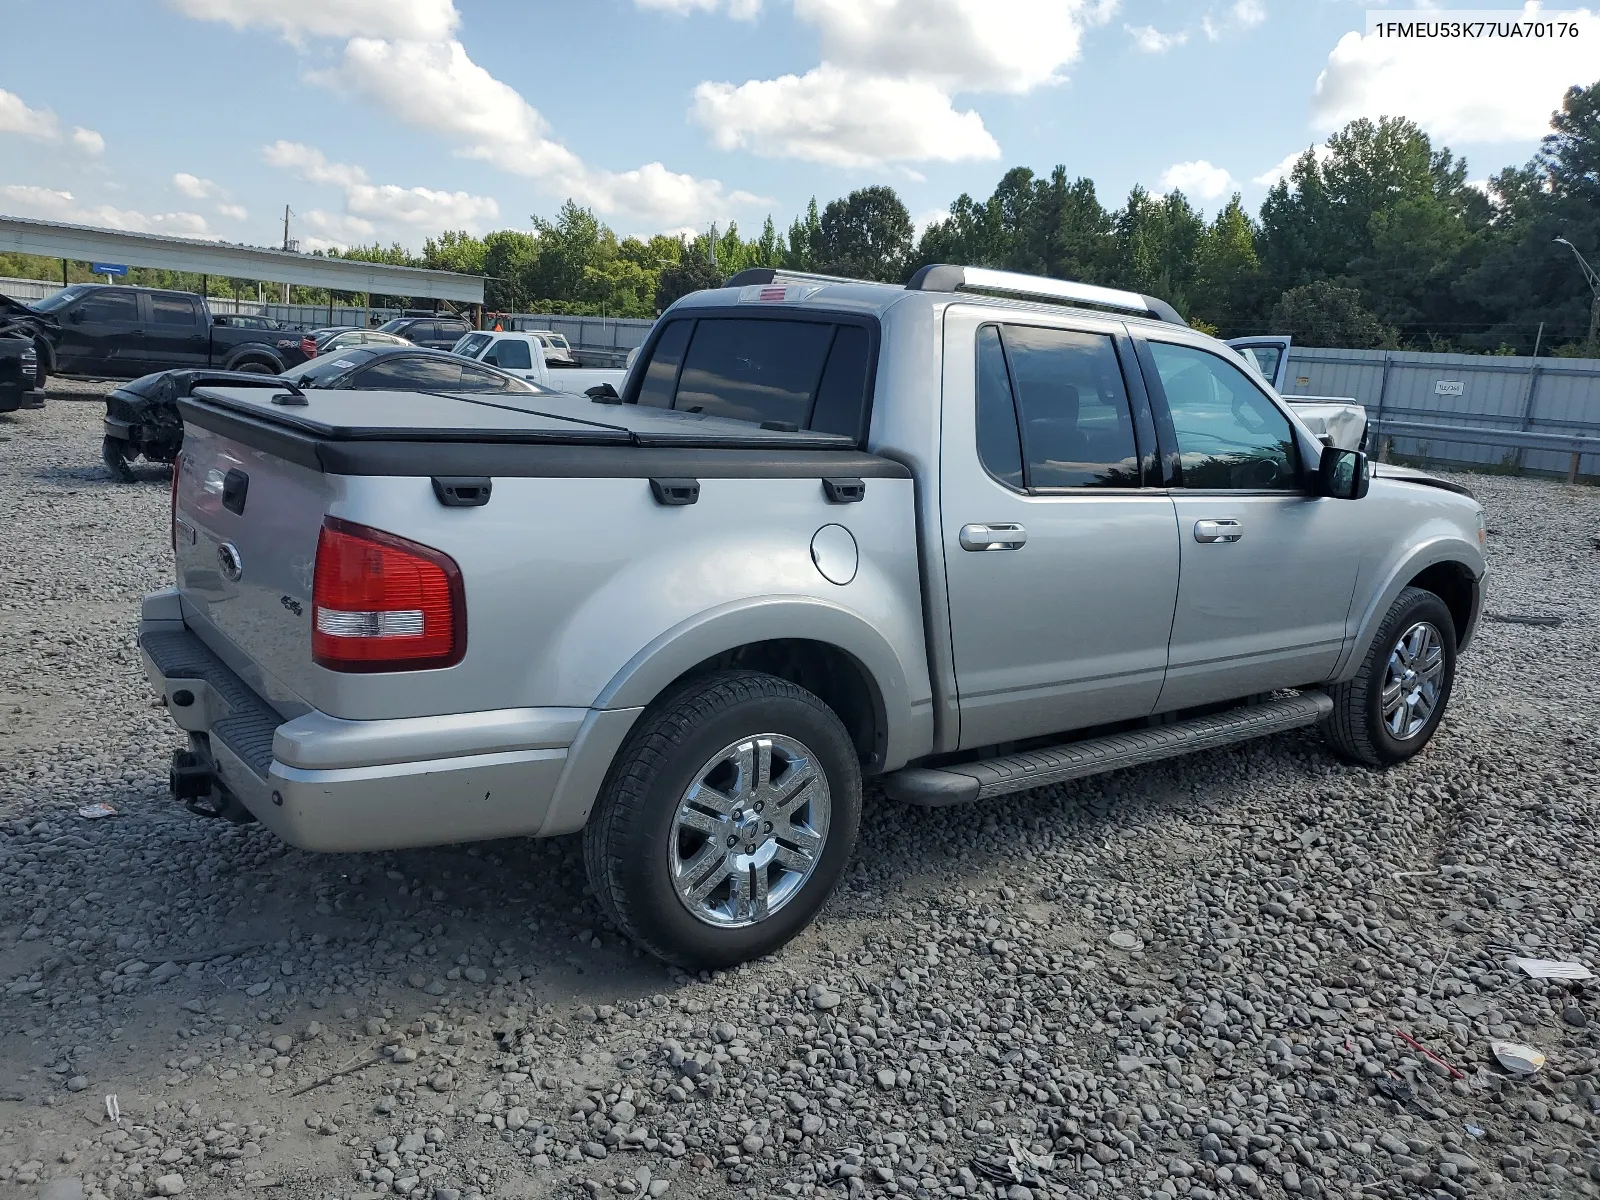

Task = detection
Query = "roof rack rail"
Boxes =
[905,264,1187,326]
[723,267,874,289]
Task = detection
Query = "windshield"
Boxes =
[281,349,375,387]
[376,318,411,334]
[31,285,91,314]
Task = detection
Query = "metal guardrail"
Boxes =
[1371,417,1598,482]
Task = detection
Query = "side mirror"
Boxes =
[1318,445,1369,500]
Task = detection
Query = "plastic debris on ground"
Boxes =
[77,802,117,819]
[1509,956,1594,981]
[1490,1041,1547,1075]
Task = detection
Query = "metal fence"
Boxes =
[1283,345,1600,479]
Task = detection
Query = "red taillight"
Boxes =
[312,517,465,672]
[301,336,318,357]
[170,451,183,551]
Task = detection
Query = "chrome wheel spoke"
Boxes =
[669,732,832,930]
[684,854,734,906]
[1382,620,1447,741]
[675,805,722,838]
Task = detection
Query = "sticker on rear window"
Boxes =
[332,359,357,369]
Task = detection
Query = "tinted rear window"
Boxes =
[634,315,874,440]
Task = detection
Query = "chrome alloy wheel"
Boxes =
[669,734,831,928]
[1383,620,1445,740]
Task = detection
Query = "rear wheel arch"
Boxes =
[592,600,917,771]
[224,350,282,374]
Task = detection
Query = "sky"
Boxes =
[1,0,1598,256]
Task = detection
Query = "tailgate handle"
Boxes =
[650,478,700,506]
[822,477,865,504]
[432,476,493,507]
[221,469,249,516]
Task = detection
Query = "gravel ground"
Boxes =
[2,381,1598,1200]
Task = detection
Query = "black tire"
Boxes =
[232,360,275,375]
[583,670,862,969]
[1324,586,1457,767]
[101,435,137,483]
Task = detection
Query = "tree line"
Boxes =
[2,81,1595,353]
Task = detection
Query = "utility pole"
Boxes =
[1553,237,1600,350]
[282,205,293,304]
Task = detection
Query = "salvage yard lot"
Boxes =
[1,382,1598,1200]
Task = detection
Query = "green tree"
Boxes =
[1268,280,1394,348]
[1191,195,1261,335]
[813,186,914,281]
[786,198,822,270]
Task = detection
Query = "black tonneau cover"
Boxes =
[181,385,910,479]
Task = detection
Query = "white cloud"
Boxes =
[216,202,249,221]
[0,184,213,237]
[71,127,105,155]
[1311,2,1600,142]
[635,0,762,17]
[1231,0,1265,28]
[694,65,1000,168]
[173,172,219,199]
[166,0,459,42]
[794,0,1114,94]
[0,89,59,139]
[913,207,949,237]
[262,140,370,187]
[320,37,763,228]
[1251,144,1330,187]
[692,0,1112,168]
[299,209,379,250]
[1158,159,1236,201]
[1127,24,1187,52]
[263,141,501,239]
[346,183,499,227]
[0,90,104,154]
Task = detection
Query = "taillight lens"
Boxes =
[170,451,183,551]
[301,336,318,357]
[312,517,465,672]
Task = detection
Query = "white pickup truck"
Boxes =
[451,330,627,396]
[141,265,1485,969]
[1227,335,1368,452]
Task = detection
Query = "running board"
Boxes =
[881,691,1333,807]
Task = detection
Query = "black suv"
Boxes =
[377,315,473,350]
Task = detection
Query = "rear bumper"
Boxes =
[137,599,636,850]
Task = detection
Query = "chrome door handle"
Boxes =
[1194,519,1243,543]
[960,523,1027,551]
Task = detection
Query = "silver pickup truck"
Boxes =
[140,265,1487,968]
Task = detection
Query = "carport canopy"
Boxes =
[0,215,484,304]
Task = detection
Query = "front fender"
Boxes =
[1333,533,1485,681]
[593,595,931,772]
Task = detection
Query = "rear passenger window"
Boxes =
[75,290,137,323]
[975,324,1141,490]
[151,294,199,325]
[633,316,875,440]
[487,340,532,370]
[976,325,1023,489]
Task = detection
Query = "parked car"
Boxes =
[0,284,318,385]
[314,329,414,353]
[280,345,547,394]
[450,330,627,394]
[377,314,474,350]
[1227,335,1368,452]
[213,313,292,331]
[101,369,290,479]
[0,336,42,412]
[141,263,1486,969]
[527,329,579,368]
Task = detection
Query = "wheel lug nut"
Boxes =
[727,835,737,847]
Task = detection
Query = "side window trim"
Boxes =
[1131,336,1183,488]
[1112,333,1161,489]
[974,322,1025,493]
[1136,335,1305,492]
